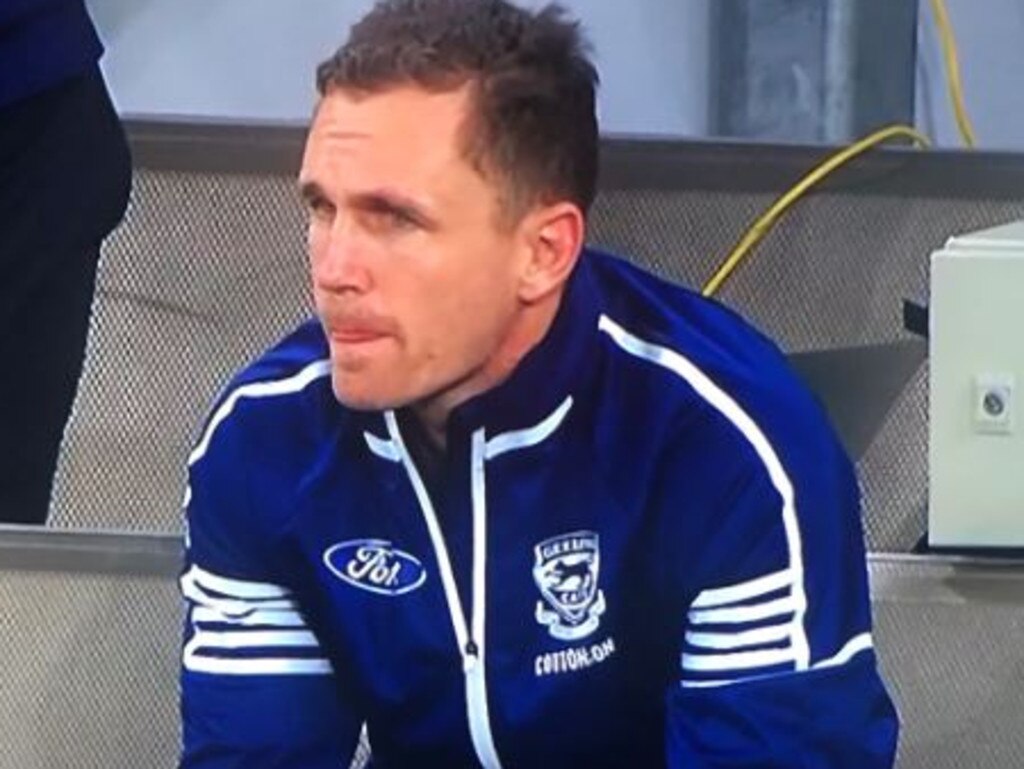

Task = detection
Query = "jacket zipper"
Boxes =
[385,413,502,768]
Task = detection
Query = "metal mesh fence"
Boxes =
[0,570,181,769]
[49,166,1024,550]
[50,170,312,532]
[871,557,1024,769]
[0,563,371,769]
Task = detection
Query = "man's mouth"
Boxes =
[329,327,387,344]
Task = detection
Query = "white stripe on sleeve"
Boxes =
[688,595,798,626]
[188,359,331,466]
[682,646,797,673]
[686,622,793,651]
[690,567,794,609]
[599,315,810,671]
[181,565,332,676]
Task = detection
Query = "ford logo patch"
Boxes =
[323,539,428,596]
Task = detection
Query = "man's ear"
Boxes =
[518,202,585,303]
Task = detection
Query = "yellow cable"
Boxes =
[929,0,977,148]
[702,4,973,297]
[701,124,930,298]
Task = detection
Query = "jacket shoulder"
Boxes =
[191,318,343,475]
[589,251,838,451]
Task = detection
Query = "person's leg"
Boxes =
[0,244,101,524]
[0,68,131,524]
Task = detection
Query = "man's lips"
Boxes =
[329,327,388,344]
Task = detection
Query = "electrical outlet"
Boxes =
[973,374,1014,435]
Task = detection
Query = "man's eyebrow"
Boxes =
[296,182,440,229]
[350,190,439,229]
[298,180,327,204]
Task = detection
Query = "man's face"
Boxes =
[299,85,530,413]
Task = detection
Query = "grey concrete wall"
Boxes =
[915,0,1024,150]
[85,0,1024,149]
[85,0,711,137]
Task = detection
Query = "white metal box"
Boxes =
[929,221,1024,547]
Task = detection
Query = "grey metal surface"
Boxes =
[0,569,182,769]
[859,365,931,550]
[787,340,926,461]
[711,0,826,143]
[128,119,307,176]
[130,120,1024,200]
[0,525,181,575]
[710,0,917,143]
[871,555,1024,769]
[823,0,919,142]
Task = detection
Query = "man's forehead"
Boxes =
[309,84,473,143]
[300,85,491,202]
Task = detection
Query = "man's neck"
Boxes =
[412,293,562,450]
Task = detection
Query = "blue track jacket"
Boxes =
[179,249,899,768]
[0,0,102,107]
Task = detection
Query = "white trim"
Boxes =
[386,412,502,768]
[470,431,488,655]
[690,567,794,609]
[688,595,797,626]
[484,397,573,460]
[184,564,291,600]
[184,593,330,676]
[191,606,308,628]
[181,573,297,616]
[183,622,331,676]
[384,411,470,654]
[686,623,793,651]
[183,654,333,676]
[812,632,874,671]
[363,432,402,462]
[682,645,796,673]
[188,359,331,465]
[190,629,319,650]
[598,314,810,670]
[465,664,502,768]
[182,588,296,618]
[681,672,776,690]
[468,429,503,769]
[681,632,875,689]
[182,487,193,550]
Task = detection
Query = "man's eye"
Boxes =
[367,208,418,233]
[307,197,335,219]
[389,210,418,229]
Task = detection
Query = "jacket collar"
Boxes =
[355,249,603,449]
[444,249,601,441]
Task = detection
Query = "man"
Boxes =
[179,1,898,766]
[0,0,131,524]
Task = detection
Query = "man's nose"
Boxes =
[311,220,373,294]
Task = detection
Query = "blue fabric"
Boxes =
[0,0,102,107]
[666,658,898,767]
[180,249,898,767]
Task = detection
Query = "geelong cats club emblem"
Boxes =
[533,530,606,641]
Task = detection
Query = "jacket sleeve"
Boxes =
[0,0,65,27]
[179,393,361,769]
[662,421,898,768]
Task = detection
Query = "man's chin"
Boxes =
[330,377,409,413]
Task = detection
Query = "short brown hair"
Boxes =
[316,0,599,220]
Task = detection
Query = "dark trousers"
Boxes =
[0,67,131,524]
